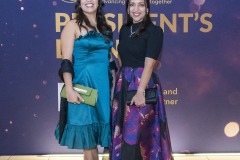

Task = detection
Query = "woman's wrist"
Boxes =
[137,87,145,96]
[65,84,74,91]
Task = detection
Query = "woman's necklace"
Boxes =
[129,25,135,37]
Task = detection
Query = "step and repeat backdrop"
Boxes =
[0,0,240,155]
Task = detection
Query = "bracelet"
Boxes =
[58,59,74,82]
[137,87,145,95]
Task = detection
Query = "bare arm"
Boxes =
[130,26,163,107]
[61,21,83,104]
[117,54,122,69]
[110,53,117,101]
[61,21,75,88]
[138,57,156,91]
[131,57,156,107]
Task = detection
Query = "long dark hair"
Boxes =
[75,0,112,41]
[125,0,152,37]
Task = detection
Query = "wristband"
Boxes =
[58,59,74,82]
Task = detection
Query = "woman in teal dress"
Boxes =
[55,0,114,159]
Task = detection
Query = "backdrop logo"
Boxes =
[62,0,76,3]
[150,0,173,5]
[103,0,125,5]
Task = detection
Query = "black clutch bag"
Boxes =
[126,88,157,105]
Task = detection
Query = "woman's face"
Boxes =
[80,0,98,14]
[128,0,147,23]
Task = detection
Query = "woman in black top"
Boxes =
[110,0,173,159]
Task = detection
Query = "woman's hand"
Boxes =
[66,87,84,104]
[130,57,156,107]
[130,89,146,107]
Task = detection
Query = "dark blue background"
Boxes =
[0,0,240,154]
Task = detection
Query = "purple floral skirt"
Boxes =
[110,67,173,160]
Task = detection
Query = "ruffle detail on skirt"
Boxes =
[55,123,110,149]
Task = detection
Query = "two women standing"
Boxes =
[56,0,173,159]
